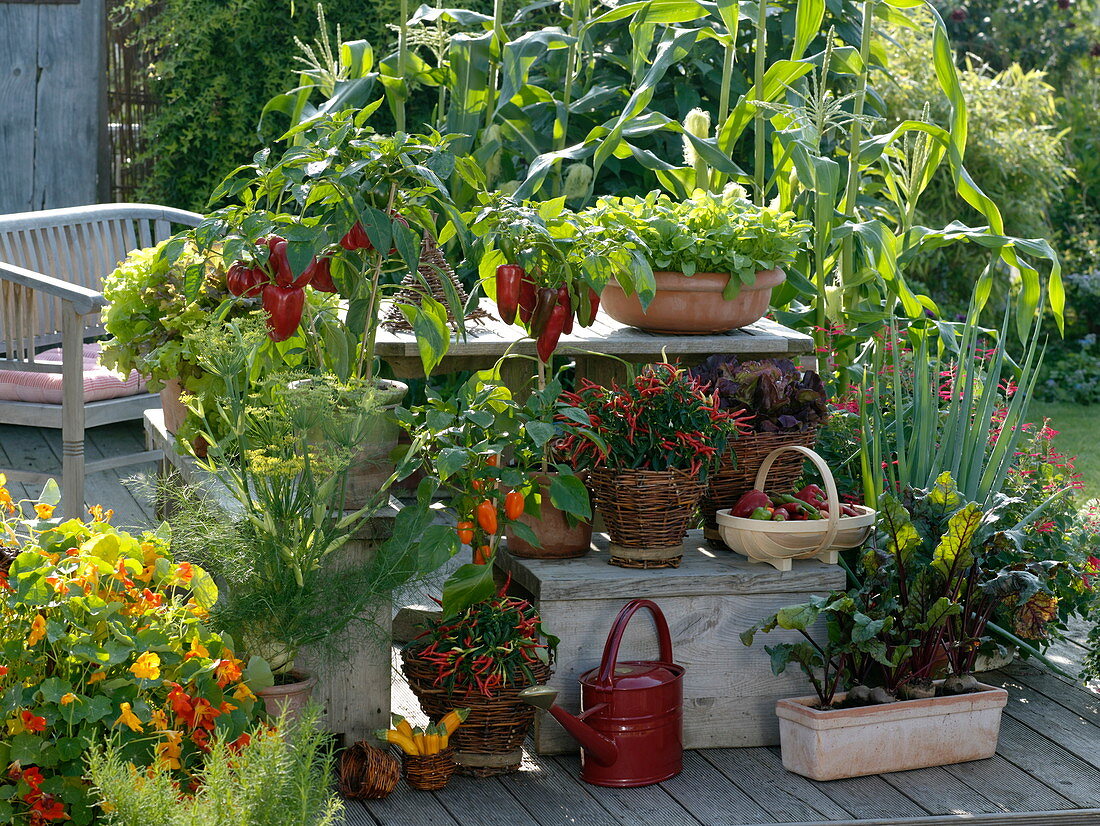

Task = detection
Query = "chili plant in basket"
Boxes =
[689,356,828,433]
[555,363,751,480]
[404,579,558,697]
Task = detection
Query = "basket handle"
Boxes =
[753,445,840,557]
[595,599,674,686]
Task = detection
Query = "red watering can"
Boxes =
[521,598,684,787]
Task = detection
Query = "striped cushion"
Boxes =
[0,343,144,404]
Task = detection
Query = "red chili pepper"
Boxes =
[517,271,538,324]
[495,264,525,325]
[261,283,305,341]
[504,490,525,521]
[475,500,498,535]
[339,221,372,251]
[529,287,557,336]
[556,285,574,336]
[303,256,337,292]
[536,301,567,362]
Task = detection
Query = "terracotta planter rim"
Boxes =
[260,670,318,697]
[604,267,785,295]
[777,681,1007,730]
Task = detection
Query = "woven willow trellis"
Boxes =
[383,231,490,331]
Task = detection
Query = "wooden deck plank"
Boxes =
[999,664,1098,724]
[360,785,460,826]
[999,680,1100,770]
[992,715,1100,807]
[879,765,1006,815]
[704,747,849,822]
[431,772,540,826]
[551,754,703,826]
[337,801,379,826]
[657,750,774,824]
[503,753,635,826]
[939,755,1075,813]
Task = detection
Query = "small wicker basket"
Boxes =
[402,748,456,791]
[337,741,400,800]
[700,427,819,541]
[715,445,875,571]
[589,466,704,568]
[401,652,551,776]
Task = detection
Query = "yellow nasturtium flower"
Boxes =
[33,503,55,520]
[59,693,78,706]
[155,730,183,770]
[130,652,161,681]
[27,615,46,647]
[114,702,144,732]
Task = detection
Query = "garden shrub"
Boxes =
[117,0,495,211]
[0,482,267,825]
[881,17,1070,311]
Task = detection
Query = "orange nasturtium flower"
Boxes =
[155,730,184,770]
[114,702,144,732]
[59,693,78,706]
[87,671,106,685]
[87,504,114,523]
[33,503,55,520]
[150,709,169,731]
[0,475,14,514]
[214,658,242,687]
[27,614,47,647]
[232,682,256,702]
[131,652,161,681]
[21,710,47,733]
[184,638,210,660]
[175,562,194,584]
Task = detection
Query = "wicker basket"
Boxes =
[402,748,456,791]
[589,467,705,568]
[382,231,490,331]
[715,445,876,571]
[701,427,819,541]
[401,652,551,776]
[337,741,400,800]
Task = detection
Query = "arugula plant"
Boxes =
[582,188,811,302]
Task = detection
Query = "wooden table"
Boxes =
[376,311,815,392]
[496,531,845,754]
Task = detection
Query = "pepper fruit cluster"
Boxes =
[376,709,469,756]
[494,264,602,362]
[455,453,526,565]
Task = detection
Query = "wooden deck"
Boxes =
[2,421,1099,826]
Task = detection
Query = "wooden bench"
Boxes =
[0,203,201,516]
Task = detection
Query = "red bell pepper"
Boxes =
[537,302,567,362]
[261,283,305,342]
[495,264,525,325]
[518,272,538,324]
[529,287,558,336]
[556,286,574,336]
[242,267,267,297]
[794,485,826,507]
[339,221,372,251]
[303,257,337,292]
[266,237,296,287]
[226,263,251,297]
[731,489,773,518]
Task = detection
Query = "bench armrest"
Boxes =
[0,260,107,316]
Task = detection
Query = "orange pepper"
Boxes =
[475,500,498,535]
[471,479,485,492]
[485,453,500,467]
[504,490,525,520]
[456,521,474,545]
[474,545,491,565]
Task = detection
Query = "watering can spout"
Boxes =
[519,687,619,767]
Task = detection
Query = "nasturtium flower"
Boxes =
[87,670,106,685]
[232,682,256,702]
[21,710,46,733]
[27,614,46,646]
[87,504,113,523]
[131,652,161,681]
[59,693,77,706]
[151,709,169,731]
[114,702,144,732]
[155,730,184,770]
[214,658,242,687]
[184,638,210,660]
[33,503,54,520]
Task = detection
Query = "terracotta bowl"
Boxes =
[600,268,785,334]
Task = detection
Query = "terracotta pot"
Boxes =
[159,379,187,435]
[600,268,785,334]
[505,473,593,559]
[257,670,318,721]
[342,380,409,510]
[775,680,1008,781]
[159,379,208,458]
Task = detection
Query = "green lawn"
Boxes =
[1030,402,1100,501]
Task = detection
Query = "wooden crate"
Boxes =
[496,531,845,754]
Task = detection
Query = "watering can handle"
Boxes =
[595,599,674,686]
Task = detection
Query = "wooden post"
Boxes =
[60,304,85,518]
[0,0,108,212]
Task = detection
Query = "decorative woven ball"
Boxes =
[338,741,400,800]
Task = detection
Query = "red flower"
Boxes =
[21,710,47,733]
